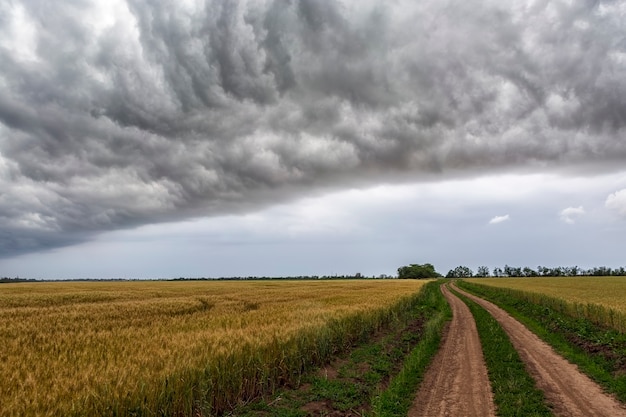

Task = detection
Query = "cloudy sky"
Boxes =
[1,0,626,279]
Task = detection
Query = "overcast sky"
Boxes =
[1,0,626,279]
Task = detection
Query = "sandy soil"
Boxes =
[409,284,496,417]
[453,283,626,417]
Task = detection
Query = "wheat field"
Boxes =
[0,279,427,417]
[465,277,626,332]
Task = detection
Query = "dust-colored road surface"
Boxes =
[453,283,626,417]
[409,284,496,417]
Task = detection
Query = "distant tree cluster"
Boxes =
[195,273,391,281]
[0,277,37,283]
[445,266,473,278]
[445,265,626,278]
[1,274,395,283]
[397,263,442,279]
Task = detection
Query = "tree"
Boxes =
[446,265,474,278]
[475,266,490,277]
[591,266,612,276]
[522,267,538,277]
[397,263,441,279]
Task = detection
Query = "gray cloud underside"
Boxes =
[1,0,626,255]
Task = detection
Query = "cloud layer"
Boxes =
[1,0,626,256]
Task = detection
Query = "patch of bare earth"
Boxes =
[409,284,496,417]
[453,283,626,417]
[299,401,363,417]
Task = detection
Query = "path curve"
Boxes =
[452,283,626,417]
[409,283,496,417]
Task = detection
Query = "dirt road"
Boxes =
[409,284,496,417]
[453,283,626,417]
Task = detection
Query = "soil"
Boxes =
[452,283,626,417]
[563,331,626,378]
[409,284,496,417]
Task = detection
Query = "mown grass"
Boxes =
[458,280,626,404]
[450,286,553,417]
[232,280,450,417]
[0,279,428,417]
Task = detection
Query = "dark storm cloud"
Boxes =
[1,0,626,255]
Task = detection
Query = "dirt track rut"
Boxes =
[409,284,496,417]
[452,283,626,417]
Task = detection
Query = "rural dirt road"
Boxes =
[452,283,626,417]
[409,284,496,417]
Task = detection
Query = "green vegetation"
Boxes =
[372,280,451,416]
[234,281,450,416]
[451,286,553,416]
[397,263,442,279]
[445,265,474,278]
[439,264,626,278]
[458,280,626,404]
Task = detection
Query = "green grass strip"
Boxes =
[372,280,452,416]
[457,280,626,404]
[451,286,553,417]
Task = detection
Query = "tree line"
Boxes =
[0,276,37,283]
[445,264,626,278]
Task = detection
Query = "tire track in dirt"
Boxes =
[409,284,496,417]
[452,283,626,417]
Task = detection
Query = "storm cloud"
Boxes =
[1,0,626,256]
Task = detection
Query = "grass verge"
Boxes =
[457,280,626,404]
[232,280,450,416]
[371,280,451,416]
[450,286,553,416]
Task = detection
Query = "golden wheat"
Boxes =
[0,279,427,416]
[465,277,626,332]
